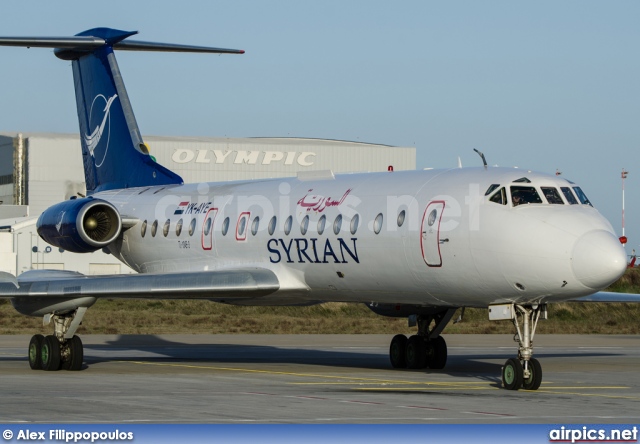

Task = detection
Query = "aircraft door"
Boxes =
[201,208,218,250]
[421,200,445,267]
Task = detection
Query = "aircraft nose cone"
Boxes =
[571,230,627,289]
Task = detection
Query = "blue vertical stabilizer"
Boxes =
[67,29,182,193]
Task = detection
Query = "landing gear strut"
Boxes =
[28,307,86,371]
[389,308,456,370]
[497,304,545,390]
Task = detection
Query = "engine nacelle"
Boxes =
[37,197,122,253]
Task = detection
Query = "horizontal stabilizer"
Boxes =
[0,29,244,59]
[114,40,244,54]
[0,36,107,49]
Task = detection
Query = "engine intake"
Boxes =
[37,197,122,253]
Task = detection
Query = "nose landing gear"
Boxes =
[494,303,546,390]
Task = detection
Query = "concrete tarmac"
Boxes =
[0,334,639,424]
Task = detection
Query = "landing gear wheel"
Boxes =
[502,358,523,390]
[28,334,44,370]
[62,335,84,371]
[389,334,408,368]
[522,358,542,390]
[41,335,61,371]
[406,335,427,369]
[429,336,448,370]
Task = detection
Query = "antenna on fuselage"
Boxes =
[473,148,487,169]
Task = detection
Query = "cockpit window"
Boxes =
[510,186,542,206]
[573,186,592,206]
[489,187,507,205]
[513,177,531,183]
[541,187,564,204]
[560,187,578,205]
[485,184,500,196]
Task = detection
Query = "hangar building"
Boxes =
[0,133,415,276]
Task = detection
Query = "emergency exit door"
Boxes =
[421,201,445,267]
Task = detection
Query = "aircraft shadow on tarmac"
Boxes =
[0,335,625,385]
[66,335,626,382]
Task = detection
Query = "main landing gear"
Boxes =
[388,308,457,370]
[28,307,87,371]
[497,304,546,391]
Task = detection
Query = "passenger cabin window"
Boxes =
[151,220,158,237]
[511,186,542,206]
[221,217,230,236]
[541,187,564,204]
[163,219,170,237]
[188,219,196,236]
[251,216,260,236]
[561,187,579,205]
[397,210,406,227]
[318,215,326,235]
[176,219,183,236]
[237,214,247,238]
[489,187,507,205]
[141,220,147,238]
[573,187,592,206]
[268,216,277,235]
[350,214,359,234]
[300,215,309,235]
[203,217,212,236]
[333,214,342,234]
[374,213,383,234]
[284,216,293,235]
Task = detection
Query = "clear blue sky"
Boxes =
[0,1,638,253]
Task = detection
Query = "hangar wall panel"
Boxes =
[0,136,13,176]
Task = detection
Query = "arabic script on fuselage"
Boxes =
[297,189,352,213]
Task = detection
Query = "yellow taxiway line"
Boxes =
[121,361,634,400]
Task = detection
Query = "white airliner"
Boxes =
[0,28,632,391]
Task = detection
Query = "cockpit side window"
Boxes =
[485,184,500,196]
[510,186,542,206]
[489,187,507,205]
[560,187,578,204]
[573,186,592,206]
[541,187,564,204]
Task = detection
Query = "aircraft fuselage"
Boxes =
[98,166,624,309]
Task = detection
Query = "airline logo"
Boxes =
[55,211,66,233]
[268,238,359,264]
[84,94,119,168]
[297,189,352,213]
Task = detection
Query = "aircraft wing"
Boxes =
[0,269,279,300]
[569,291,640,302]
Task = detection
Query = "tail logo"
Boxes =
[55,211,65,233]
[84,94,118,168]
